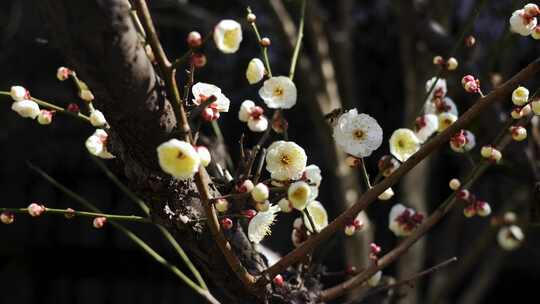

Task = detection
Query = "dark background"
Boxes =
[1,0,540,303]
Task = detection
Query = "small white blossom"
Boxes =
[192,82,230,113]
[90,109,107,127]
[333,109,383,158]
[389,129,420,162]
[252,183,270,203]
[288,181,311,210]
[278,198,293,213]
[425,77,447,102]
[424,97,459,116]
[512,86,530,106]
[248,204,279,243]
[510,9,537,36]
[247,117,268,132]
[239,100,268,132]
[438,112,458,132]
[10,85,27,101]
[259,76,297,109]
[388,203,424,237]
[450,130,476,153]
[213,19,243,54]
[86,129,115,159]
[414,114,439,143]
[246,58,265,84]
[156,139,200,179]
[367,271,383,287]
[11,99,40,119]
[302,200,328,233]
[266,141,307,181]
[37,110,53,125]
[497,225,524,251]
[303,164,322,202]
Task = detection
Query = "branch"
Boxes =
[257,57,540,289]
[0,207,149,223]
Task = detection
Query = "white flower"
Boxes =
[302,200,328,233]
[388,204,423,237]
[389,129,420,162]
[156,139,200,179]
[10,85,27,101]
[195,146,211,167]
[11,99,40,119]
[246,58,265,84]
[367,271,382,287]
[414,114,439,143]
[333,109,383,158]
[278,198,293,213]
[90,109,107,127]
[57,67,71,81]
[512,86,530,106]
[213,19,242,54]
[266,141,307,181]
[252,183,270,203]
[497,225,524,251]
[450,130,476,153]
[259,76,297,109]
[86,129,115,159]
[37,110,53,125]
[248,204,279,243]
[424,96,459,116]
[425,77,447,102]
[288,181,311,210]
[438,112,458,132]
[239,100,268,132]
[303,164,322,202]
[192,82,230,112]
[378,187,394,201]
[510,9,537,36]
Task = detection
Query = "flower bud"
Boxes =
[465,35,476,47]
[28,203,45,217]
[10,85,28,101]
[273,274,284,287]
[370,243,381,255]
[214,199,228,213]
[0,212,14,224]
[37,110,54,125]
[260,37,271,47]
[241,209,257,220]
[447,57,458,71]
[191,53,207,69]
[90,110,107,127]
[213,20,242,54]
[79,90,95,102]
[512,86,529,106]
[201,107,215,121]
[433,55,444,65]
[93,217,107,228]
[481,145,493,158]
[531,98,540,115]
[490,149,502,163]
[67,103,80,113]
[278,198,293,213]
[463,205,476,218]
[367,271,383,287]
[56,67,71,81]
[378,155,399,177]
[345,265,358,275]
[288,181,311,210]
[463,80,480,93]
[251,183,269,203]
[533,26,540,40]
[221,217,233,230]
[12,100,40,119]
[64,208,76,219]
[525,3,540,16]
[457,189,470,200]
[511,107,523,119]
[510,126,527,141]
[378,187,394,201]
[186,31,202,48]
[449,178,461,191]
[238,179,255,193]
[521,104,532,116]
[476,201,491,217]
[246,58,265,84]
[195,146,212,167]
[246,13,256,23]
[344,224,356,236]
[461,75,476,86]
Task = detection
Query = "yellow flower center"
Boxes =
[273,87,284,97]
[177,151,186,159]
[280,154,291,165]
[223,29,239,49]
[353,129,365,141]
[398,140,405,148]
[292,187,308,200]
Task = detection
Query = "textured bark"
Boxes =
[38,1,271,302]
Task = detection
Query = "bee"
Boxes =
[323,108,343,126]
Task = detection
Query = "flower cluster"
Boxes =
[461,75,481,94]
[9,86,41,120]
[388,204,424,237]
[456,189,491,218]
[509,3,540,37]
[238,100,268,132]
[192,82,231,121]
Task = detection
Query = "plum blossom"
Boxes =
[388,204,424,237]
[333,109,383,158]
[414,114,439,143]
[86,129,115,159]
[90,109,107,127]
[497,225,525,251]
[510,9,537,36]
[389,129,420,162]
[156,139,199,179]
[248,204,279,243]
[238,100,268,132]
[259,76,297,109]
[246,58,265,84]
[12,99,40,119]
[302,200,328,233]
[288,181,311,210]
[213,20,242,54]
[266,141,307,181]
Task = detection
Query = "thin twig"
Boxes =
[247,7,272,77]
[289,0,307,80]
[0,207,149,223]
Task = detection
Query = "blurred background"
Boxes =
[1,0,540,303]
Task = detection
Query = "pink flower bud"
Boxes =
[93,217,107,229]
[56,67,71,81]
[510,126,527,141]
[66,103,80,113]
[345,265,358,275]
[221,218,233,230]
[260,37,271,47]
[64,208,76,219]
[461,75,476,86]
[37,110,54,125]
[273,274,284,287]
[237,179,254,193]
[463,205,476,218]
[465,35,476,47]
[241,209,257,220]
[433,55,444,66]
[191,53,207,68]
[476,201,492,217]
[457,189,470,200]
[511,107,523,119]
[246,13,256,23]
[0,212,14,224]
[28,203,45,217]
[186,31,202,48]
[201,107,215,121]
[344,224,356,236]
[370,243,381,255]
